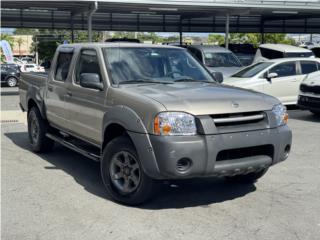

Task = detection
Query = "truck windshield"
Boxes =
[232,62,273,78]
[204,52,242,67]
[103,47,214,84]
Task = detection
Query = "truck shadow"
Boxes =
[5,131,256,209]
[288,109,320,123]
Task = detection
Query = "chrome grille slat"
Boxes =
[213,114,265,124]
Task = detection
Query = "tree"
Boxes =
[0,33,15,47]
[208,34,224,45]
[16,37,24,57]
[0,34,15,62]
[229,33,296,47]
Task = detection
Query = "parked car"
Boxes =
[224,58,320,105]
[0,63,20,87]
[20,56,34,64]
[185,45,243,78]
[253,44,314,63]
[19,43,292,205]
[223,44,256,66]
[21,64,45,73]
[310,47,320,58]
[298,70,320,116]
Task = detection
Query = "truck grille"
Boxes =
[217,145,274,161]
[211,111,265,127]
[300,84,320,94]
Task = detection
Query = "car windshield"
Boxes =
[204,52,242,67]
[103,47,214,84]
[232,62,273,78]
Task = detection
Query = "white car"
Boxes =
[298,71,320,115]
[224,58,320,105]
[20,64,45,73]
[253,44,314,63]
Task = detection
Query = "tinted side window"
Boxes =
[269,62,297,77]
[300,61,318,74]
[260,48,283,59]
[75,49,102,85]
[55,52,73,81]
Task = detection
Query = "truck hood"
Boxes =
[121,82,279,115]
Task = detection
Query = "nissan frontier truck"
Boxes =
[19,43,292,205]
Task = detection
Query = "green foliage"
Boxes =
[0,34,15,62]
[0,33,15,47]
[208,34,225,45]
[229,33,296,47]
[13,28,103,60]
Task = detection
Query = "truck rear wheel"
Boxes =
[101,136,155,205]
[27,107,54,153]
[226,168,268,183]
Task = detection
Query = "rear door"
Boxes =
[65,48,107,145]
[262,61,299,104]
[45,47,74,130]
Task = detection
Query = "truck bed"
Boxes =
[19,72,49,112]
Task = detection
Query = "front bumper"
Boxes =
[298,95,320,112]
[143,125,292,179]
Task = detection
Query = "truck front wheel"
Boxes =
[225,168,268,183]
[101,136,155,205]
[27,107,54,153]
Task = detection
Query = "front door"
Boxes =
[65,48,107,145]
[262,61,300,104]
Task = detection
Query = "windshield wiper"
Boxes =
[119,79,172,85]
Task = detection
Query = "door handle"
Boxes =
[66,91,72,97]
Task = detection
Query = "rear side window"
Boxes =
[260,48,283,59]
[269,62,297,78]
[55,52,73,81]
[75,49,102,85]
[300,61,319,74]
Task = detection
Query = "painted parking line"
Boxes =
[0,110,27,125]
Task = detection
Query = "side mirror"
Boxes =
[80,73,103,90]
[266,72,278,83]
[210,71,224,83]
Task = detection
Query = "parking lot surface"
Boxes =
[1,87,320,240]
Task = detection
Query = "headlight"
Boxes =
[272,104,288,126]
[154,112,197,136]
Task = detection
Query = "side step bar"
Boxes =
[46,133,101,162]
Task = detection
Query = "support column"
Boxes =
[179,16,183,45]
[225,13,230,49]
[261,17,265,44]
[88,1,98,42]
[70,14,74,43]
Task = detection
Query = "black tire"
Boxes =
[27,107,54,153]
[225,168,268,183]
[101,136,155,205]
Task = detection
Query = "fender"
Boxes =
[26,85,47,119]
[102,105,161,179]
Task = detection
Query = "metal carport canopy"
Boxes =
[1,0,320,34]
